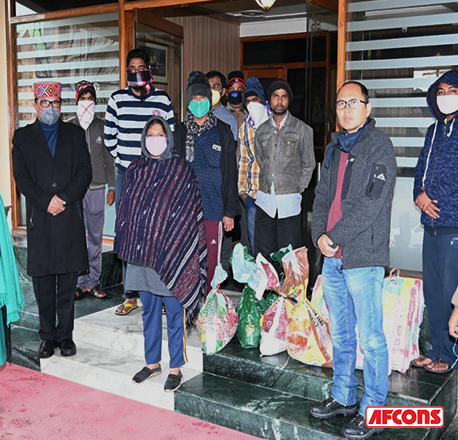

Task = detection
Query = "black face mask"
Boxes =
[228,91,243,106]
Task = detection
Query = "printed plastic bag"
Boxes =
[259,295,295,356]
[196,265,238,355]
[254,253,281,300]
[286,290,333,367]
[278,247,309,300]
[231,243,260,288]
[236,286,261,348]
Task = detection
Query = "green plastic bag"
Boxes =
[256,291,278,316]
[236,286,261,348]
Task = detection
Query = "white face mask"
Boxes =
[77,101,95,130]
[437,95,458,116]
[247,101,269,129]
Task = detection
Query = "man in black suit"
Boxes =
[12,82,92,359]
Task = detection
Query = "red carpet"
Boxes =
[0,363,260,440]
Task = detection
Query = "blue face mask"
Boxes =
[188,99,210,118]
[40,107,60,125]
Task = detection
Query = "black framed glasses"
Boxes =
[36,99,62,108]
[336,99,368,110]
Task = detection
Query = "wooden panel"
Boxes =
[337,0,347,91]
[167,14,240,86]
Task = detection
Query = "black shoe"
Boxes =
[341,414,384,440]
[59,339,77,357]
[132,365,162,384]
[38,340,57,359]
[310,397,357,419]
[164,371,183,392]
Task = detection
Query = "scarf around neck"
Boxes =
[184,109,216,162]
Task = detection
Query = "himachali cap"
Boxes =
[33,82,62,99]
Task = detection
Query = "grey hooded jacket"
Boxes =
[311,118,396,269]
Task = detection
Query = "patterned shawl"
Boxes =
[184,109,215,162]
[114,152,207,320]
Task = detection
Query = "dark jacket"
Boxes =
[413,69,458,229]
[312,118,397,269]
[255,111,316,194]
[68,115,115,191]
[12,119,92,276]
[174,118,240,219]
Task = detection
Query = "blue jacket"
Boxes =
[413,70,458,228]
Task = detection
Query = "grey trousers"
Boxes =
[77,188,105,290]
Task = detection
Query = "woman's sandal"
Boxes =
[424,358,452,374]
[75,287,85,301]
[114,302,138,315]
[132,365,162,384]
[86,284,107,299]
[410,355,433,369]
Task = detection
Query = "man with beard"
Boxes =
[254,79,315,265]
[104,48,175,315]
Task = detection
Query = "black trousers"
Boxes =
[32,272,77,342]
[254,207,302,272]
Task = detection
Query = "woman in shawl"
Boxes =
[114,116,207,392]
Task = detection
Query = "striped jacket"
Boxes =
[104,87,175,171]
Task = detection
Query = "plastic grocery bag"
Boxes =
[259,295,295,356]
[278,247,309,300]
[231,243,260,288]
[236,286,261,348]
[286,290,333,367]
[254,254,281,300]
[196,265,238,355]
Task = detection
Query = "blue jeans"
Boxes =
[244,195,256,255]
[422,226,458,368]
[322,257,388,416]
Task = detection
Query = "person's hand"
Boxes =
[318,234,338,258]
[239,193,248,203]
[222,216,234,232]
[47,195,66,216]
[449,307,458,338]
[107,190,115,206]
[415,190,440,219]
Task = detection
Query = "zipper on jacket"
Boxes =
[29,206,34,228]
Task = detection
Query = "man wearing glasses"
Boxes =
[310,81,396,440]
[12,82,92,359]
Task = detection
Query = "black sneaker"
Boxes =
[164,371,183,392]
[132,365,162,384]
[341,414,384,440]
[310,397,357,419]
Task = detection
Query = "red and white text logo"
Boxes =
[366,406,444,428]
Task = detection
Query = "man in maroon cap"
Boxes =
[68,80,115,301]
[12,82,92,359]
[254,78,316,268]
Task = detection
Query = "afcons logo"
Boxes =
[365,406,444,428]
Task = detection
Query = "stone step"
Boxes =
[40,340,201,411]
[73,306,204,372]
[175,373,429,440]
[204,340,457,410]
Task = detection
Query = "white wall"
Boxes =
[0,0,12,220]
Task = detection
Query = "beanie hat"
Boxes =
[243,77,266,106]
[34,82,62,99]
[227,71,246,90]
[75,80,96,103]
[267,78,294,103]
[186,71,212,105]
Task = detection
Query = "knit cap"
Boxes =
[267,78,294,103]
[75,80,96,103]
[186,71,212,105]
[227,71,246,89]
[243,77,266,106]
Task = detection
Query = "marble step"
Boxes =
[40,340,201,411]
[73,306,204,372]
[175,373,429,440]
[204,340,457,408]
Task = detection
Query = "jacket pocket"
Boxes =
[366,163,387,199]
[283,133,300,158]
[204,144,221,168]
